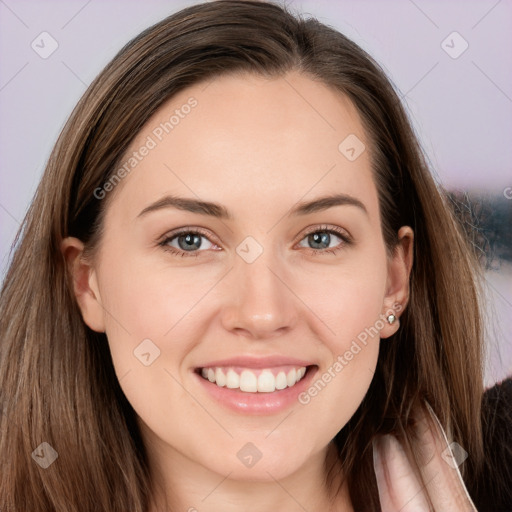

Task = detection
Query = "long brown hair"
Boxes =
[0,1,486,510]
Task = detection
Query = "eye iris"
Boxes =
[309,232,330,249]
[178,233,202,251]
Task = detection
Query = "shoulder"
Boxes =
[471,377,512,512]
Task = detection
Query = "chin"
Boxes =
[198,443,311,482]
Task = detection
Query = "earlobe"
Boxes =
[60,237,106,333]
[380,226,414,339]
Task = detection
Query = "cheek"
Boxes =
[295,244,388,348]
[97,247,221,347]
[93,250,227,421]
[297,310,381,448]
[95,251,216,446]
[293,248,387,437]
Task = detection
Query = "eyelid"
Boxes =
[158,226,221,257]
[295,224,352,244]
[159,226,219,245]
[294,225,352,258]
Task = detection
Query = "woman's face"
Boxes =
[70,71,408,483]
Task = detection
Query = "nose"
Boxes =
[220,249,299,339]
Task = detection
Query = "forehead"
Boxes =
[104,71,379,225]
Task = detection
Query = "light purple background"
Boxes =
[1,0,511,385]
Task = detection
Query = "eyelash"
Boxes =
[158,225,352,258]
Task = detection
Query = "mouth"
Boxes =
[195,365,312,393]
[193,356,318,414]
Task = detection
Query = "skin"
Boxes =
[62,71,414,512]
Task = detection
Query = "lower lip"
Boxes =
[194,366,318,415]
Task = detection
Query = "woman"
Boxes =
[0,1,510,510]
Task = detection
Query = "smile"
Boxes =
[199,366,308,393]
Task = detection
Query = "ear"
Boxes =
[380,226,414,339]
[60,237,106,333]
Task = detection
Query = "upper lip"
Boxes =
[196,355,316,369]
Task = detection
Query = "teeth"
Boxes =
[275,371,288,390]
[240,370,258,392]
[215,367,226,387]
[199,366,308,393]
[226,369,239,389]
[286,368,297,387]
[257,370,275,392]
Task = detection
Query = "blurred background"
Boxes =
[0,0,510,386]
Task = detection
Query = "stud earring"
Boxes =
[387,314,396,325]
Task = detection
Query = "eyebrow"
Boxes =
[137,192,367,220]
[138,195,231,219]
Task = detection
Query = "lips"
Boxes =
[194,357,318,414]
[196,355,315,369]
[193,355,317,411]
